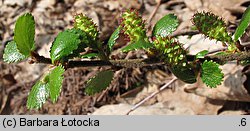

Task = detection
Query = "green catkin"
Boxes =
[74,13,99,41]
[192,12,234,45]
[74,13,107,59]
[120,9,149,43]
[152,36,187,66]
[151,36,197,84]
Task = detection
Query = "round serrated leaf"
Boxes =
[14,13,35,56]
[48,66,65,103]
[152,14,179,37]
[50,29,87,64]
[169,65,197,84]
[85,70,114,95]
[234,6,250,41]
[3,41,27,63]
[26,66,65,110]
[27,80,49,109]
[201,60,224,88]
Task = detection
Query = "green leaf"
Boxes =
[234,6,250,41]
[27,80,49,109]
[80,53,98,59]
[196,50,209,59]
[201,60,224,88]
[27,66,65,109]
[50,29,88,64]
[3,41,27,63]
[169,65,197,84]
[48,66,65,103]
[14,13,35,56]
[85,70,114,95]
[152,14,179,37]
[122,38,153,52]
[108,26,121,52]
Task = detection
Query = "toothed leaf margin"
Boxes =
[27,66,65,109]
[108,26,121,52]
[3,41,27,63]
[48,66,65,103]
[153,14,179,37]
[50,29,88,64]
[201,60,224,88]
[14,13,35,56]
[85,70,114,95]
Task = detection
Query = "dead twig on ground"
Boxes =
[125,77,177,115]
[146,0,162,30]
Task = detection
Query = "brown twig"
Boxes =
[30,51,250,68]
[68,58,164,68]
[171,30,199,37]
[146,0,162,30]
[30,51,51,64]
[125,77,178,115]
[207,51,250,62]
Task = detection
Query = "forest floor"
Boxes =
[0,0,250,115]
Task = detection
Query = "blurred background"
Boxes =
[0,0,250,115]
